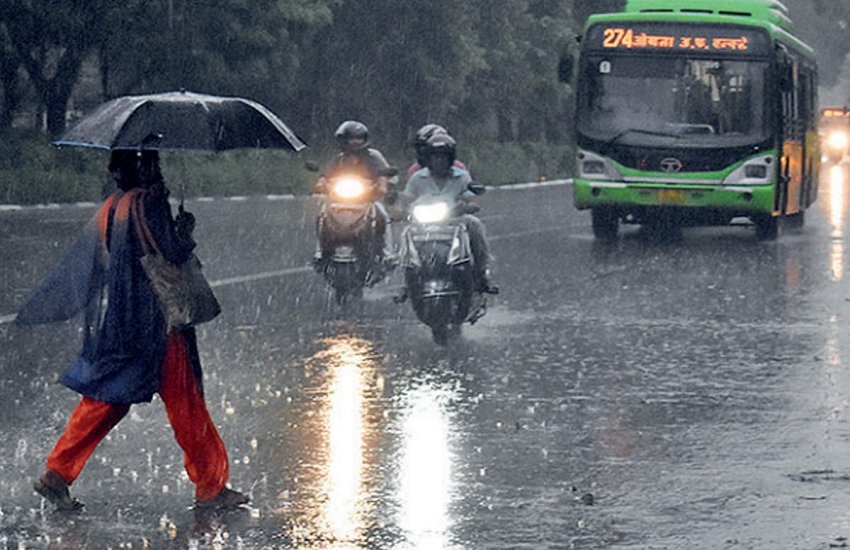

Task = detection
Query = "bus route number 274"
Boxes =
[602,27,749,51]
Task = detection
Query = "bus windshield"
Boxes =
[576,55,768,147]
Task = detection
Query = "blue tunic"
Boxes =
[16,186,198,404]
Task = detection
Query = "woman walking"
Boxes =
[17,149,247,511]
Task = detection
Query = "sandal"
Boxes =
[34,470,84,511]
[195,487,249,510]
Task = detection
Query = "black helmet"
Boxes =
[414,124,447,160]
[335,120,369,153]
[426,133,457,164]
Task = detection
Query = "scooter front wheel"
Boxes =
[431,322,461,346]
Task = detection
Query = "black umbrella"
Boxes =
[55,90,307,152]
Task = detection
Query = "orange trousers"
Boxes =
[45,332,229,500]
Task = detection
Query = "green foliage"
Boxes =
[573,0,627,27]
[0,130,318,205]
[464,140,574,184]
[0,0,589,204]
[0,131,572,205]
[0,0,120,135]
[0,129,104,204]
[783,0,850,88]
[160,150,314,199]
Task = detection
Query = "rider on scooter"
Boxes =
[314,120,396,276]
[402,133,499,295]
[406,124,468,179]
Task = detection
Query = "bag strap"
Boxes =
[97,193,120,243]
[130,191,162,257]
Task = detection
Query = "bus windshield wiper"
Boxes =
[607,128,683,146]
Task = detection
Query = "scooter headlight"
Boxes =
[333,178,366,199]
[412,202,450,224]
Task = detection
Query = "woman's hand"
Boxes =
[176,206,196,237]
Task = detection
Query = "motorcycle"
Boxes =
[394,182,488,345]
[307,162,398,304]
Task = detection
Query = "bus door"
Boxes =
[778,55,803,216]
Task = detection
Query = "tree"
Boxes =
[0,23,22,130]
[456,0,577,143]
[784,0,850,89]
[572,0,626,29]
[289,0,483,148]
[98,0,335,139]
[1,0,118,137]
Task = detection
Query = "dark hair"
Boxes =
[139,150,164,188]
[109,150,141,191]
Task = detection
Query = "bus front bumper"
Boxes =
[573,179,775,221]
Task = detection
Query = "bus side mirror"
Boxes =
[558,56,575,83]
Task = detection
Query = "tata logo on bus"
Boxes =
[660,158,683,173]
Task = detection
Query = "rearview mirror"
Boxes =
[468,182,487,195]
[380,166,399,178]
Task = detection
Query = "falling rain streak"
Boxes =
[12,178,850,546]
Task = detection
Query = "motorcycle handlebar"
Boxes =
[457,202,480,215]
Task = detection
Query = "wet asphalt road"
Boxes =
[4,169,850,549]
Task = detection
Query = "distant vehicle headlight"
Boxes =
[333,178,366,199]
[828,132,849,150]
[412,202,451,223]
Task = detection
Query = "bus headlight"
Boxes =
[582,160,606,174]
[722,154,774,185]
[744,165,767,179]
[577,150,624,180]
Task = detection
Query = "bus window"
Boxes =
[577,56,766,146]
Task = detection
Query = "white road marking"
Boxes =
[208,266,313,288]
[0,180,573,323]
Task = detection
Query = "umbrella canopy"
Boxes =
[56,90,307,152]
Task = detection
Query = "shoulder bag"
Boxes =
[130,194,221,330]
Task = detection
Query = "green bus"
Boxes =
[562,0,818,240]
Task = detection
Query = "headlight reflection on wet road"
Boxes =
[399,383,456,548]
[821,166,846,447]
[310,336,374,546]
[305,337,461,549]
[827,165,846,281]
